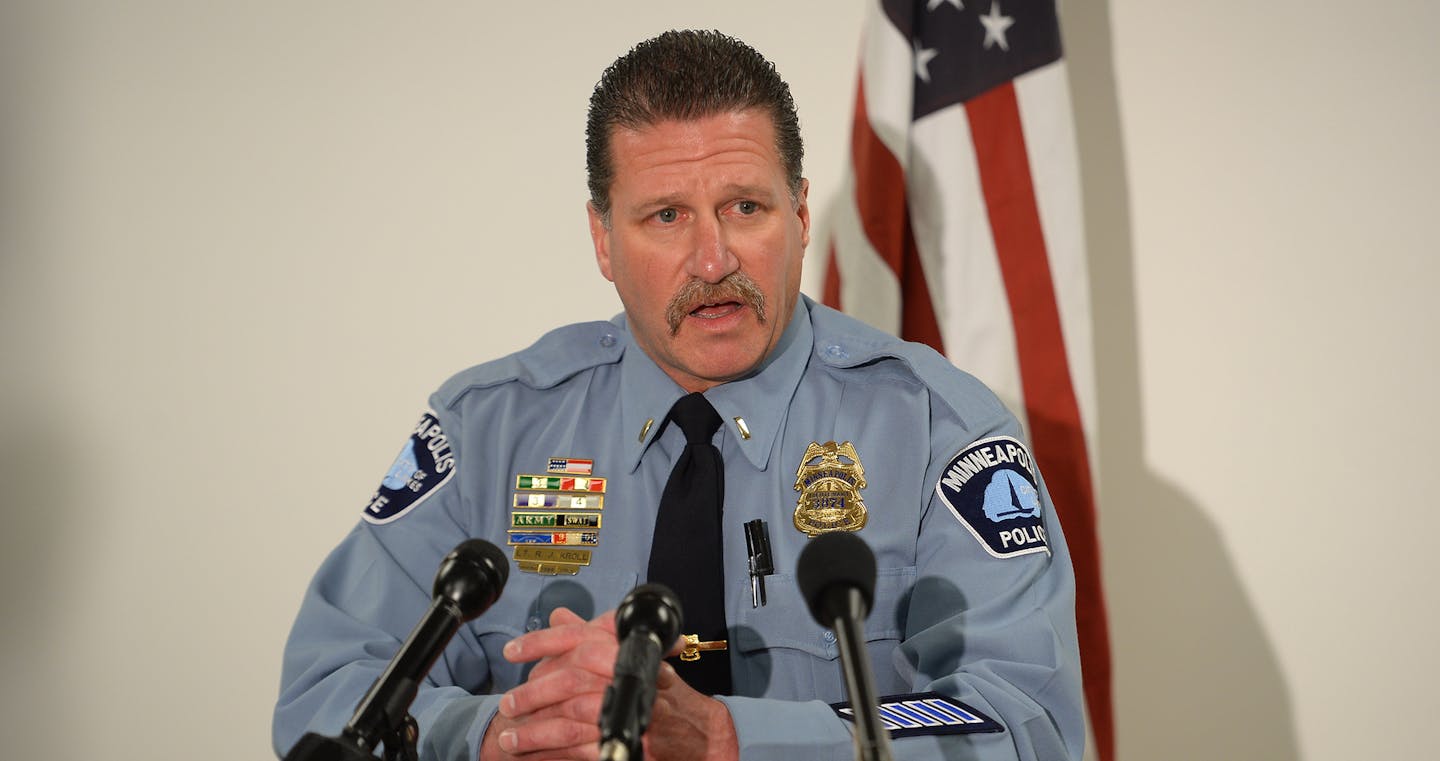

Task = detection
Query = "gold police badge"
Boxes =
[793,441,868,535]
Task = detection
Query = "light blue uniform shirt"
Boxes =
[273,296,1083,761]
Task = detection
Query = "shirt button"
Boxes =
[825,344,848,360]
[526,616,542,631]
[823,630,836,643]
[599,333,617,348]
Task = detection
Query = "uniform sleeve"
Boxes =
[271,408,503,761]
[713,400,1082,761]
[890,396,1085,760]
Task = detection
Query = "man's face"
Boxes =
[588,109,810,393]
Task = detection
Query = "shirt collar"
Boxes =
[617,296,813,473]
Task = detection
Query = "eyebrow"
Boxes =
[634,193,687,211]
[633,184,779,211]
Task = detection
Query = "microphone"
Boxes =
[598,584,683,761]
[796,533,894,761]
[284,539,510,761]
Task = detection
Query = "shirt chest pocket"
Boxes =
[730,566,915,702]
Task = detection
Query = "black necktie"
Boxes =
[647,391,732,695]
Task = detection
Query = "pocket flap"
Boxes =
[733,567,915,658]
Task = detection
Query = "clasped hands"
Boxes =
[480,607,739,761]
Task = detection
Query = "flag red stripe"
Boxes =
[848,78,945,350]
[822,239,844,310]
[966,82,1114,760]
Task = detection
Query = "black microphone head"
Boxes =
[434,539,509,621]
[615,583,683,645]
[796,532,877,626]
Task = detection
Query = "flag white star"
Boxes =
[927,0,964,10]
[913,39,940,83]
[979,1,1015,51]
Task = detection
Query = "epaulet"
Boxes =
[805,297,1010,430]
[432,320,626,408]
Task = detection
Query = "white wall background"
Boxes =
[1,2,1435,760]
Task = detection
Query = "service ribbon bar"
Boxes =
[547,458,594,475]
[514,475,607,492]
[512,511,603,529]
[507,530,600,546]
[513,492,605,510]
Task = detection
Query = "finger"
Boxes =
[519,747,600,761]
[548,607,587,627]
[494,716,601,757]
[590,608,619,635]
[505,619,592,663]
[502,667,611,718]
[663,635,686,658]
[654,660,680,689]
[491,699,607,761]
[506,608,623,664]
[520,744,601,761]
[512,691,606,726]
[545,606,619,632]
[527,636,620,683]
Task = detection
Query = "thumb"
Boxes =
[548,606,586,627]
[655,660,680,689]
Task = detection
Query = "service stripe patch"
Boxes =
[831,692,1004,738]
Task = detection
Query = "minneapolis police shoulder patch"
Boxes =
[831,692,1004,737]
[362,411,456,525]
[935,435,1049,558]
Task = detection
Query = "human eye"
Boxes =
[735,200,760,215]
[654,208,680,224]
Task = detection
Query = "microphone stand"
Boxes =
[284,593,455,761]
[284,539,509,761]
[826,588,893,761]
[340,594,465,760]
[597,584,684,761]
[281,715,419,761]
[378,716,420,761]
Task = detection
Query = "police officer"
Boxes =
[274,30,1084,761]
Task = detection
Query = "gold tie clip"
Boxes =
[679,634,728,662]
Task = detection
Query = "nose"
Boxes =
[686,213,739,284]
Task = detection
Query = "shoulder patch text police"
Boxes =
[363,412,456,525]
[935,435,1049,558]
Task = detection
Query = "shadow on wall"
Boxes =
[0,406,76,750]
[1065,6,1301,760]
[0,0,72,738]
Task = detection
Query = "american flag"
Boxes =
[820,1,1112,757]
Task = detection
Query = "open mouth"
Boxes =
[666,274,767,334]
[689,301,744,320]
